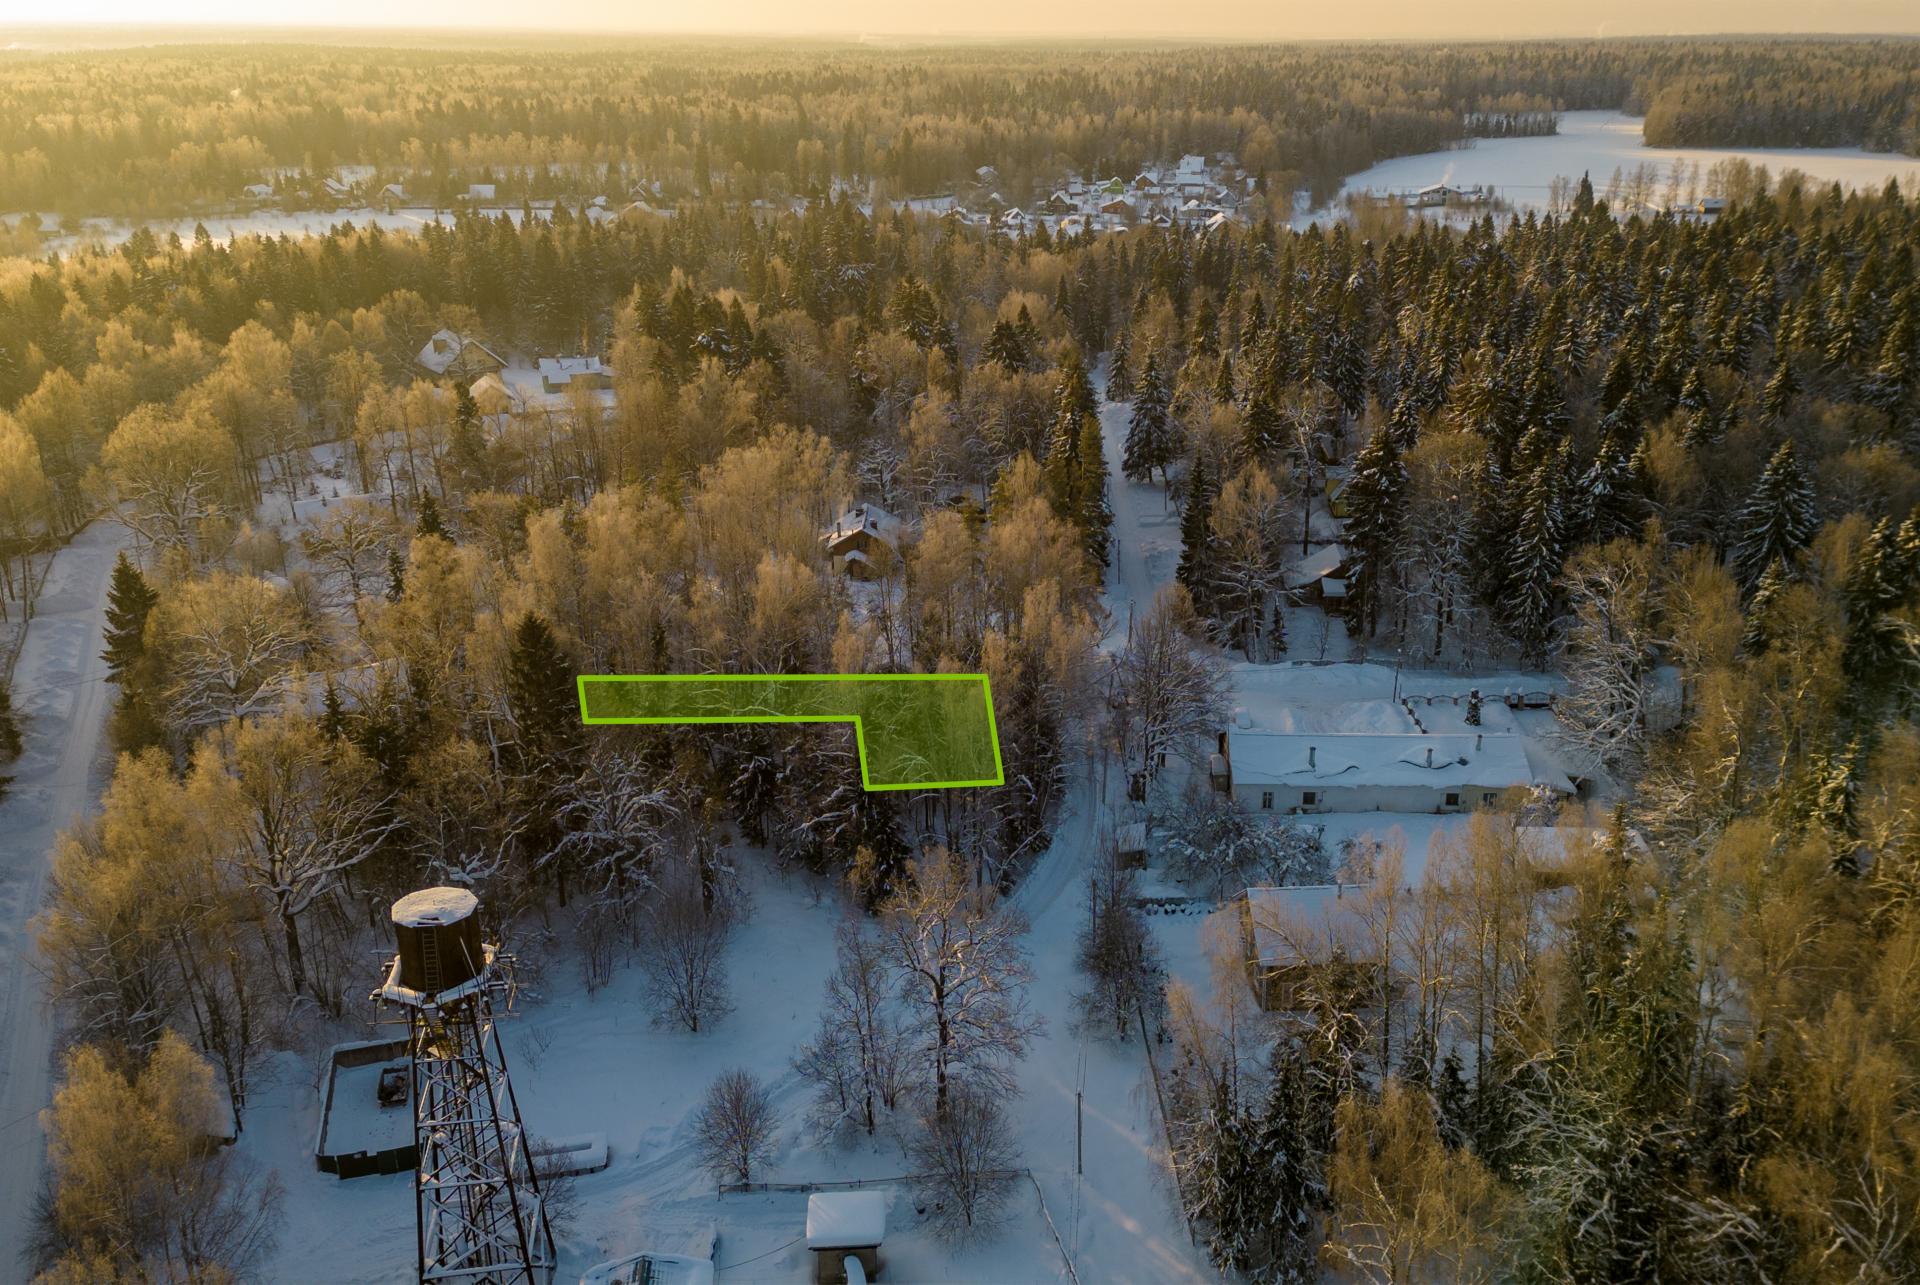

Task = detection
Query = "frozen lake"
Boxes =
[1300,110,1920,225]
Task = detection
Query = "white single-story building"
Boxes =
[1218,727,1572,815]
[537,355,612,393]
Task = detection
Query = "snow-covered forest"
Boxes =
[3,28,1920,1285]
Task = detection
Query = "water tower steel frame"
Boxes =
[377,888,554,1285]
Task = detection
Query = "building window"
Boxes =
[1260,791,1274,810]
[1301,791,1317,806]
[1482,792,1497,805]
[1445,792,1461,808]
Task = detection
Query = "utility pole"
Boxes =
[1076,1090,1083,1177]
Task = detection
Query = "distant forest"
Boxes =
[2,38,1918,217]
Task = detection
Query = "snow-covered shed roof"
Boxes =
[806,1191,887,1249]
[467,183,497,200]
[1244,884,1374,967]
[1177,153,1208,177]
[1284,543,1347,590]
[538,355,609,384]
[1225,729,1569,794]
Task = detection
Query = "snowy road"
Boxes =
[1098,384,1180,648]
[0,521,129,1270]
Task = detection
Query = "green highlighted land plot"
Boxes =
[577,673,1004,791]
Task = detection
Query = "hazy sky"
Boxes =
[31,1,1920,40]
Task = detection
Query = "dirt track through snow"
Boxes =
[0,520,129,1271]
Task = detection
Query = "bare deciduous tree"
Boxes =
[691,1068,778,1185]
[883,847,1041,1113]
[794,919,910,1139]
[908,1084,1020,1241]
[637,849,737,1032]
[1117,585,1229,784]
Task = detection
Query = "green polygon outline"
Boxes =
[576,672,1005,792]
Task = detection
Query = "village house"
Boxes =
[1283,541,1350,610]
[415,329,506,383]
[242,182,275,201]
[465,182,497,202]
[820,502,907,581]
[1214,726,1571,815]
[1238,884,1380,1011]
[537,355,612,394]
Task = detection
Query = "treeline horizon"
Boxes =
[2,37,1916,219]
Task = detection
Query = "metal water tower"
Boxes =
[376,887,554,1285]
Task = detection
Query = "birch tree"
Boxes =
[191,709,395,1004]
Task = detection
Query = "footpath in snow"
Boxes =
[0,520,130,1269]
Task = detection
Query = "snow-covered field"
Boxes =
[1298,110,1920,226]
[239,772,1212,1284]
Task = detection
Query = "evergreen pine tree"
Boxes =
[1177,453,1217,615]
[1075,414,1113,570]
[385,547,407,602]
[1241,395,1281,463]
[1742,559,1789,655]
[1507,452,1568,664]
[506,611,581,767]
[1342,427,1407,638]
[415,492,447,539]
[1761,354,1799,422]
[1123,352,1173,484]
[1732,441,1817,585]
[1842,516,1920,703]
[100,551,158,684]
[1212,351,1236,405]
[1106,333,1133,400]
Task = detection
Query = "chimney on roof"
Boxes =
[1308,745,1316,769]
[1476,732,1483,752]
[1426,746,1435,768]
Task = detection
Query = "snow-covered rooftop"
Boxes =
[415,329,501,376]
[391,886,478,927]
[822,502,907,549]
[1244,884,1375,966]
[537,355,609,384]
[1225,728,1568,793]
[806,1191,887,1249]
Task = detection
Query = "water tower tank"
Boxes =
[391,887,486,996]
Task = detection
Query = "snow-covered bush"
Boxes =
[1159,787,1329,897]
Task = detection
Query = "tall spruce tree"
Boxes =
[1342,427,1407,638]
[1123,352,1174,484]
[1177,453,1217,615]
[1732,440,1817,585]
[100,551,157,684]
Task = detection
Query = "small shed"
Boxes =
[806,1191,886,1284]
[1115,820,1149,868]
